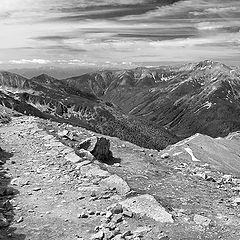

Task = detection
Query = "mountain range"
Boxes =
[1,60,240,149]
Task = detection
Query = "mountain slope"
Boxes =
[0,71,178,150]
[61,60,240,138]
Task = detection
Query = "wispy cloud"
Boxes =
[0,0,240,67]
[9,59,51,64]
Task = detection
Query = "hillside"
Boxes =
[0,115,240,239]
[61,60,240,138]
[0,71,178,150]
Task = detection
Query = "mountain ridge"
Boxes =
[0,70,178,150]
[0,60,240,149]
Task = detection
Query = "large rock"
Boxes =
[77,137,112,162]
[100,175,130,195]
[120,194,173,223]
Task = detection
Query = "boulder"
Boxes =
[120,194,173,223]
[77,137,112,162]
[100,175,130,196]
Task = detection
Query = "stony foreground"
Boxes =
[0,116,240,240]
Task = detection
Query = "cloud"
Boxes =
[0,0,240,66]
[9,59,51,64]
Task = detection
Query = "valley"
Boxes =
[0,60,240,239]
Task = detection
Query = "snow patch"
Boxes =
[184,147,200,162]
[173,152,182,156]
[194,101,215,113]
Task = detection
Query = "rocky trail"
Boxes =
[0,116,240,240]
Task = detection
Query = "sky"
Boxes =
[0,0,240,69]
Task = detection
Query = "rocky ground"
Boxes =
[0,116,240,240]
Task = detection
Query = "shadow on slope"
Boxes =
[0,148,26,240]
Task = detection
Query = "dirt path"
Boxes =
[0,116,240,240]
[0,116,117,239]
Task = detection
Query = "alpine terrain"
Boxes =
[0,60,240,240]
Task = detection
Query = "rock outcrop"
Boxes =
[76,137,113,163]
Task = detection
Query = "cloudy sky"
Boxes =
[0,0,239,69]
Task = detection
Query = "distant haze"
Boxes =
[0,0,239,70]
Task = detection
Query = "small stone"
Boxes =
[88,210,95,215]
[92,179,100,185]
[90,196,98,201]
[111,214,123,223]
[102,229,114,239]
[105,211,113,219]
[232,187,240,192]
[113,163,121,167]
[160,153,170,159]
[193,214,211,226]
[100,212,106,216]
[112,228,121,237]
[105,222,116,230]
[32,187,41,191]
[100,175,130,196]
[65,152,82,164]
[91,230,104,240]
[123,210,133,218]
[157,232,169,240]
[121,230,132,238]
[77,196,85,200]
[58,130,69,137]
[75,160,91,170]
[112,234,123,240]
[195,172,207,180]
[95,226,100,232]
[222,175,232,183]
[91,191,97,197]
[120,194,173,223]
[3,200,12,211]
[76,149,95,161]
[78,212,88,218]
[133,226,152,236]
[232,178,240,185]
[111,204,123,214]
[232,197,240,205]
[0,213,9,227]
[10,178,20,186]
[16,216,23,223]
